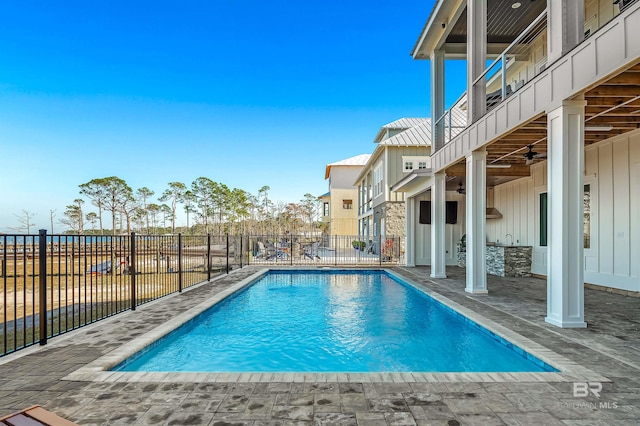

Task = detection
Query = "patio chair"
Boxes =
[0,405,78,425]
[304,242,321,260]
[86,260,111,275]
[254,241,267,259]
[264,241,278,260]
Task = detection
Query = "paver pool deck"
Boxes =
[0,265,639,425]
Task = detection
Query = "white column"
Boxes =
[431,172,447,278]
[467,0,487,124]
[406,197,416,267]
[431,49,445,151]
[545,100,587,328]
[466,149,487,293]
[547,0,585,65]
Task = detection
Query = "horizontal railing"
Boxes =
[1,231,402,357]
[432,94,468,152]
[473,9,547,116]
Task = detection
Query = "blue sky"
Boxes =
[0,0,467,232]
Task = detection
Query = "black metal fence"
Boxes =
[246,235,403,267]
[1,231,402,357]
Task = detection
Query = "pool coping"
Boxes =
[62,267,609,384]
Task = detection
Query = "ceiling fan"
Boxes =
[456,182,465,194]
[522,144,547,165]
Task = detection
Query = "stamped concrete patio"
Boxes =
[0,265,639,425]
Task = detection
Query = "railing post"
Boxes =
[334,235,337,266]
[290,237,293,266]
[501,53,507,100]
[178,233,183,292]
[38,229,47,346]
[207,234,211,281]
[379,235,383,266]
[130,232,136,311]
[240,235,243,268]
[226,234,229,274]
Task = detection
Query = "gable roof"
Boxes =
[354,121,432,184]
[373,118,430,142]
[324,154,371,179]
[378,120,432,146]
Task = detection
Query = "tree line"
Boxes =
[52,176,322,236]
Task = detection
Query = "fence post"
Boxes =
[178,233,183,292]
[290,237,293,266]
[38,229,47,346]
[226,234,229,274]
[334,235,337,266]
[379,235,382,266]
[131,232,136,311]
[240,235,243,268]
[207,234,211,281]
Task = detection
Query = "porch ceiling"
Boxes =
[443,61,640,183]
[446,0,546,45]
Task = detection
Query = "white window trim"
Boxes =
[402,156,430,173]
[373,166,383,197]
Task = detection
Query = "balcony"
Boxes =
[429,0,639,154]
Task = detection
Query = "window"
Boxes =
[373,167,383,197]
[540,192,548,247]
[323,202,329,216]
[402,156,429,173]
[584,184,591,249]
[539,189,590,248]
[343,199,353,209]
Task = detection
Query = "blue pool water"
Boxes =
[115,270,557,372]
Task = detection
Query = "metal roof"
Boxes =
[324,154,371,179]
[373,117,430,142]
[378,120,432,146]
[354,121,433,183]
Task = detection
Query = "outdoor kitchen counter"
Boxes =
[457,244,532,277]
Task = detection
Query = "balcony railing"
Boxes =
[472,9,548,116]
[432,94,468,152]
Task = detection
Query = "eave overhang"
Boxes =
[390,169,433,193]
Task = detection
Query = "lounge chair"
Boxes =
[0,405,78,425]
[254,241,267,259]
[304,242,321,260]
[86,260,111,275]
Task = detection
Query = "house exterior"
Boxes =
[318,192,330,226]
[354,118,432,252]
[400,0,640,328]
[323,154,371,237]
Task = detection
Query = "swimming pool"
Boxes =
[114,270,557,373]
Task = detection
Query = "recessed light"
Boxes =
[512,2,522,8]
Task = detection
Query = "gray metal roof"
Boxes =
[378,120,432,146]
[373,117,430,142]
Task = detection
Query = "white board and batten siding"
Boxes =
[486,129,640,292]
[412,191,466,267]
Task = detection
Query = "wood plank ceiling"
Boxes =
[445,61,640,182]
